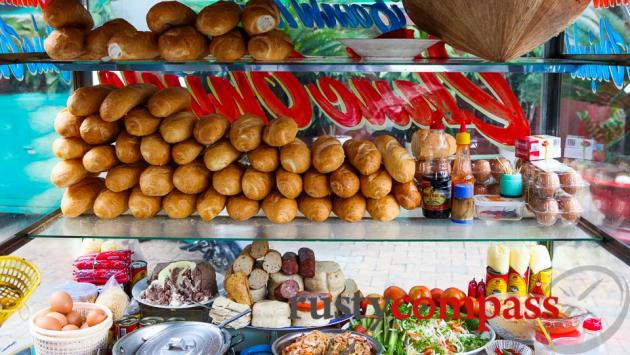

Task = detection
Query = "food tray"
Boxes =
[271,329,383,355]
[131,274,225,309]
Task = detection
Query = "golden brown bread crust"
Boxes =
[196,187,226,221]
[55,109,84,138]
[128,186,162,219]
[197,1,241,37]
[84,19,136,59]
[94,189,129,219]
[51,159,88,188]
[124,108,162,137]
[148,87,192,118]
[242,0,280,35]
[248,144,279,172]
[139,165,174,197]
[43,0,94,29]
[213,163,244,196]
[263,117,298,147]
[172,139,204,165]
[115,132,143,164]
[248,30,294,61]
[159,111,196,143]
[330,163,360,198]
[227,194,260,221]
[279,138,310,174]
[203,140,241,171]
[107,31,159,60]
[303,168,330,198]
[262,191,297,224]
[163,190,197,219]
[225,271,253,305]
[67,85,114,117]
[393,181,421,210]
[343,139,382,176]
[312,135,345,174]
[105,164,144,192]
[44,28,86,60]
[194,114,231,145]
[229,114,266,152]
[333,194,366,223]
[61,177,104,217]
[158,26,208,61]
[173,161,210,194]
[100,84,158,122]
[298,195,332,222]
[360,168,392,199]
[82,145,119,173]
[275,168,302,199]
[146,1,197,34]
[79,114,120,145]
[209,29,247,62]
[140,133,171,166]
[52,137,91,160]
[367,194,400,222]
[374,135,415,183]
[242,167,274,201]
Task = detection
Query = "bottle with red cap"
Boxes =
[452,121,475,187]
[420,114,452,219]
[582,318,607,354]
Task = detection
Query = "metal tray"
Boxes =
[271,329,383,355]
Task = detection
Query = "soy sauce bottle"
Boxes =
[421,157,452,219]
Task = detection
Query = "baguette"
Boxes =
[233,254,255,275]
[196,1,241,37]
[105,164,144,192]
[360,168,392,199]
[128,186,162,219]
[229,114,265,152]
[173,161,210,194]
[248,144,279,173]
[196,187,226,221]
[209,29,247,62]
[333,194,366,223]
[55,109,83,138]
[242,167,274,201]
[248,30,294,61]
[393,181,421,210]
[213,163,244,196]
[147,1,197,34]
[43,0,94,29]
[276,168,302,199]
[140,133,171,166]
[172,139,203,165]
[44,28,86,60]
[159,111,196,143]
[303,168,331,198]
[263,117,298,147]
[108,31,159,60]
[374,135,415,183]
[79,114,120,145]
[312,135,345,174]
[52,137,91,160]
[279,138,310,174]
[93,189,129,219]
[242,0,280,35]
[51,159,88,188]
[100,84,158,122]
[124,108,162,137]
[262,249,282,273]
[84,19,136,59]
[343,139,381,175]
[163,190,197,219]
[115,132,142,164]
[367,194,400,222]
[225,271,253,305]
[193,114,230,145]
[139,165,174,197]
[61,177,104,217]
[330,163,360,198]
[226,194,259,221]
[250,241,269,259]
[148,87,192,118]
[67,85,114,117]
[82,145,118,173]
[298,195,332,222]
[158,26,208,61]
[203,140,241,171]
[262,191,297,224]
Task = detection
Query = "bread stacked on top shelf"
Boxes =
[42,0,294,62]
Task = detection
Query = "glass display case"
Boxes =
[0,1,628,354]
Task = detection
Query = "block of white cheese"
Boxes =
[251,300,291,328]
[304,261,345,296]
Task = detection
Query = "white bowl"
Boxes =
[339,39,440,59]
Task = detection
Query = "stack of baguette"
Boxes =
[221,241,358,328]
[42,0,294,62]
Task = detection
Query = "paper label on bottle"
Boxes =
[421,180,450,211]
[508,266,529,296]
[485,267,508,296]
[529,268,552,296]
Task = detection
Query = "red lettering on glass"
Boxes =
[250,72,312,127]
[306,77,362,128]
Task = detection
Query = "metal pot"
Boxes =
[272,329,383,355]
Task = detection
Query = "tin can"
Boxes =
[485,266,508,296]
[131,260,148,288]
[165,317,186,322]
[115,317,139,339]
[139,316,165,327]
[529,267,552,296]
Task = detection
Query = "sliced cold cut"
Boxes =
[298,247,316,278]
[281,251,299,275]
[248,268,269,290]
[262,249,282,273]
[273,279,299,301]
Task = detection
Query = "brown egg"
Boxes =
[491,157,511,181]
[558,194,582,222]
[45,312,68,327]
[35,315,63,331]
[62,324,80,331]
[472,160,491,183]
[86,309,107,326]
[559,170,581,195]
[535,198,559,226]
[49,291,73,314]
[535,171,560,198]
[66,311,83,327]
[474,184,487,195]
[81,322,90,329]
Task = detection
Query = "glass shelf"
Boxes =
[29,214,596,242]
[1,53,624,73]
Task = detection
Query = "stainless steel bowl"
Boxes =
[272,329,383,355]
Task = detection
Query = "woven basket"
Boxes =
[0,256,41,325]
[30,303,113,355]
[402,0,590,61]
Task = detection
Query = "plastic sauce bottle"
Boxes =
[451,122,475,187]
[420,117,452,219]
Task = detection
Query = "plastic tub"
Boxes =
[474,195,525,221]
[527,197,560,226]
[53,281,98,303]
[556,192,583,225]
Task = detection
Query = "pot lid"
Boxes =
[136,322,227,355]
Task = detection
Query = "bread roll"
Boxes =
[213,163,243,196]
[298,195,332,222]
[93,189,129,219]
[146,1,196,34]
[333,194,366,223]
[248,144,279,172]
[55,109,83,138]
[242,0,280,35]
[84,19,136,59]
[209,29,247,61]
[360,168,392,199]
[51,159,88,188]
[225,272,253,306]
[242,167,274,201]
[147,87,192,118]
[44,28,85,60]
[312,136,345,174]
[139,165,174,196]
[105,164,144,192]
[280,138,310,173]
[82,145,118,173]
[163,190,197,219]
[172,139,203,165]
[203,140,241,171]
[303,168,331,198]
[100,84,158,122]
[193,114,230,145]
[276,168,302,199]
[229,114,265,152]
[67,85,114,117]
[108,31,159,60]
[173,161,210,194]
[115,132,142,164]
[393,181,421,210]
[367,195,400,222]
[262,191,297,224]
[343,139,381,176]
[159,111,196,143]
[197,1,241,36]
[226,194,259,221]
[140,133,171,166]
[159,26,208,61]
[43,0,94,29]
[128,186,161,219]
[124,107,162,137]
[52,137,91,159]
[248,30,294,61]
[61,177,104,217]
[79,114,120,145]
[374,135,415,183]
[196,187,226,221]
[263,117,298,147]
[330,163,359,198]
